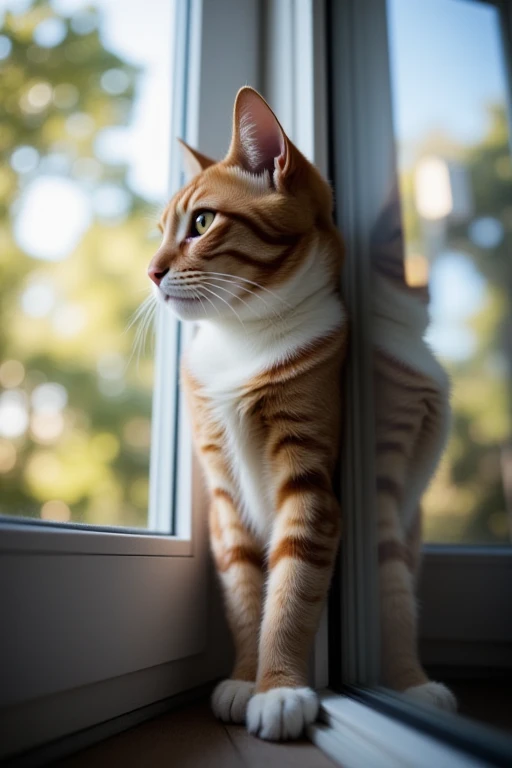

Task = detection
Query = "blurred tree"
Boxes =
[399,105,512,544]
[0,0,158,527]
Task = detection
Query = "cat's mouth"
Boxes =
[162,291,201,304]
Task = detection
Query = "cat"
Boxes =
[370,188,457,711]
[148,87,347,741]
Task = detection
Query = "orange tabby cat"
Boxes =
[371,190,456,711]
[148,87,347,740]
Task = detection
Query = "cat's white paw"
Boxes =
[246,686,319,741]
[404,681,457,712]
[211,679,255,724]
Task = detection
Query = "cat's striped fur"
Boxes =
[371,192,456,711]
[149,88,346,740]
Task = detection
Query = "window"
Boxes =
[2,0,511,764]
[387,0,512,546]
[325,0,512,761]
[0,0,173,531]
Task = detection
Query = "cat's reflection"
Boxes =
[370,185,456,711]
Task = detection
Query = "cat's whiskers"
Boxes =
[136,304,155,364]
[201,280,260,319]
[167,275,281,328]
[164,282,222,321]
[180,285,212,319]
[197,287,222,317]
[205,271,292,310]
[195,290,208,318]
[125,294,156,334]
[202,276,283,320]
[200,285,247,332]
[126,294,157,371]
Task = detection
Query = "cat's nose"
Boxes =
[148,265,170,286]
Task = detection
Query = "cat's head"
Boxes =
[371,183,430,304]
[148,87,343,322]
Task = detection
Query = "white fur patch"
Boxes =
[188,268,344,540]
[372,273,448,391]
[246,687,319,741]
[212,679,255,724]
[403,682,457,713]
[188,248,345,540]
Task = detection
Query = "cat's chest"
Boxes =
[187,326,275,536]
[187,323,274,396]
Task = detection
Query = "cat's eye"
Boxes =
[190,210,215,237]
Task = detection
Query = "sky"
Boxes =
[388,0,508,147]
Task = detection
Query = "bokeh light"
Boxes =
[28,82,53,110]
[123,417,151,449]
[100,68,130,95]
[31,411,65,443]
[10,145,39,174]
[14,176,91,261]
[0,360,25,388]
[32,382,68,412]
[97,352,125,380]
[51,303,87,337]
[0,35,12,59]
[0,390,29,438]
[65,112,95,139]
[469,216,504,249]
[70,10,98,35]
[41,499,71,522]
[93,184,131,220]
[0,439,17,473]
[21,280,57,318]
[33,17,67,48]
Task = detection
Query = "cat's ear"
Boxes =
[226,87,292,182]
[178,138,215,180]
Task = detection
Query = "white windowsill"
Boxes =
[0,520,193,556]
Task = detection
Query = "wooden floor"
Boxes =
[56,701,338,768]
[54,681,512,766]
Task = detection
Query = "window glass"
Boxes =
[387,0,512,544]
[0,0,172,529]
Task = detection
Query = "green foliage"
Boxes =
[404,107,512,544]
[0,0,157,527]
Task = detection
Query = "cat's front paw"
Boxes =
[211,679,255,724]
[246,686,319,741]
[404,681,457,712]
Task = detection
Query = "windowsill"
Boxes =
[0,519,193,556]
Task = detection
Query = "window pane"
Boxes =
[0,0,172,529]
[388,0,512,544]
